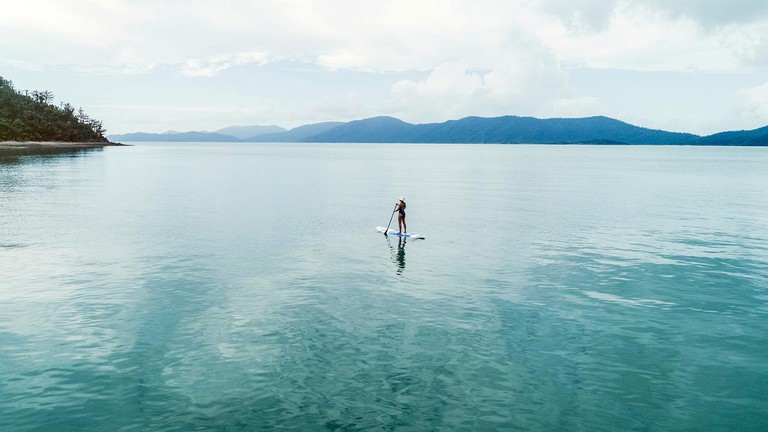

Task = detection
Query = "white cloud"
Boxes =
[4,0,768,133]
[180,52,271,77]
[386,54,600,123]
[540,0,768,30]
[93,103,281,134]
[4,1,768,74]
[537,2,759,72]
[94,93,376,133]
[0,58,44,71]
[737,82,768,124]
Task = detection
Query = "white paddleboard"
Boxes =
[376,226,426,239]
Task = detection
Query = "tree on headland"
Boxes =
[0,76,108,142]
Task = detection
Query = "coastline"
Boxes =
[0,141,126,149]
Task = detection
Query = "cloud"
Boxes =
[387,56,600,123]
[92,103,281,134]
[0,58,44,71]
[180,52,271,77]
[737,82,768,123]
[4,1,768,74]
[644,0,768,29]
[537,2,766,71]
[4,1,768,134]
[540,0,768,30]
[93,93,376,133]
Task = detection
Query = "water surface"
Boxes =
[1,143,767,430]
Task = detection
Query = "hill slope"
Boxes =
[305,115,699,144]
[305,117,417,142]
[250,122,345,142]
[214,124,286,139]
[0,76,108,142]
[107,116,768,146]
[695,125,768,146]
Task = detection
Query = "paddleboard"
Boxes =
[376,226,426,239]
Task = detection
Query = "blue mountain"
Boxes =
[694,125,768,146]
[304,117,414,143]
[249,122,345,142]
[214,125,285,139]
[304,115,699,144]
[108,115,768,146]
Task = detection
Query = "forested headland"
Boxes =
[0,76,108,142]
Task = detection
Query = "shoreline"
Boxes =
[0,141,126,149]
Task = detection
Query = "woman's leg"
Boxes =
[398,214,404,233]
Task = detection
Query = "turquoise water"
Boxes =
[1,143,767,431]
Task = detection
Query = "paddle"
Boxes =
[384,203,398,235]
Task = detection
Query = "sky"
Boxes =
[2,0,768,135]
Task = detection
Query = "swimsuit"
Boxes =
[399,209,406,217]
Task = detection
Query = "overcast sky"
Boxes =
[2,0,768,135]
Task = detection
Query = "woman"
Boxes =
[395,196,407,234]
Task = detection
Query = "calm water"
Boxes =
[1,143,767,431]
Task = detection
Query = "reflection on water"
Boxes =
[0,243,28,249]
[0,146,104,165]
[386,235,407,274]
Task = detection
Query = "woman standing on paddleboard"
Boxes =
[396,196,407,234]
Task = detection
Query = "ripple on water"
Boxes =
[2,144,768,430]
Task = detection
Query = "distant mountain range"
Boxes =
[214,125,285,139]
[109,131,242,142]
[249,122,345,142]
[108,115,768,146]
[694,124,768,146]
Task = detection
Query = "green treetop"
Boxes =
[0,76,108,142]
